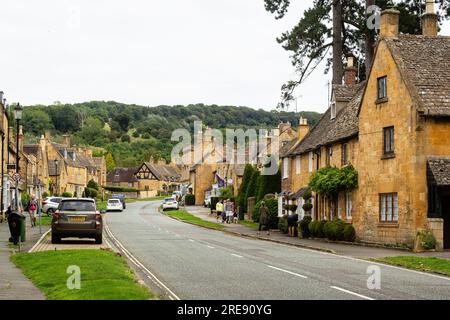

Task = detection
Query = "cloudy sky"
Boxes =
[0,1,449,113]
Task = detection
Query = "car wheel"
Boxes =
[47,208,55,216]
[51,233,61,244]
[95,235,103,245]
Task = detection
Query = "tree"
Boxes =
[237,164,256,213]
[50,104,81,133]
[105,153,116,172]
[22,108,54,136]
[256,167,281,202]
[245,170,261,204]
[113,112,131,132]
[79,117,106,144]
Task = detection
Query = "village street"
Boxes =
[105,201,450,300]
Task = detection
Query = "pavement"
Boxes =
[0,213,49,300]
[186,206,450,259]
[106,200,450,300]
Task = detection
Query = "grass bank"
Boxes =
[239,220,259,230]
[11,249,154,300]
[162,209,225,231]
[372,256,450,277]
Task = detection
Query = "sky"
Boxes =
[0,1,449,114]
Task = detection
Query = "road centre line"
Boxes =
[231,254,243,258]
[267,265,308,279]
[330,286,375,300]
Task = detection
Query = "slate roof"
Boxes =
[23,145,39,156]
[290,187,310,200]
[385,35,450,116]
[290,82,365,156]
[427,157,450,186]
[106,167,139,184]
[143,162,181,181]
[333,84,361,102]
[48,160,62,176]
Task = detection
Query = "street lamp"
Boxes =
[13,103,23,210]
[54,160,58,196]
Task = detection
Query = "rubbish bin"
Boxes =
[8,211,26,245]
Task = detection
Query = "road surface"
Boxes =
[105,201,450,300]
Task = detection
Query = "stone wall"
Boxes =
[427,218,444,250]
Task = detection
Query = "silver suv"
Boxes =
[42,197,63,216]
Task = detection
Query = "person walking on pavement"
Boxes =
[257,201,270,236]
[215,200,223,222]
[225,199,233,224]
[27,196,38,227]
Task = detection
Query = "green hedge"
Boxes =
[252,199,278,229]
[185,194,195,206]
[62,192,73,198]
[298,216,312,238]
[103,186,139,193]
[278,215,288,234]
[309,219,356,242]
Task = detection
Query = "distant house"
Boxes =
[135,161,181,193]
[106,168,139,188]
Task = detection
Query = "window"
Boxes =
[326,147,332,166]
[283,157,289,179]
[346,192,353,219]
[383,126,395,156]
[296,156,301,175]
[308,152,313,172]
[377,76,387,100]
[379,193,398,222]
[330,102,336,120]
[341,143,349,166]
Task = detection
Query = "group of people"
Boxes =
[215,199,237,224]
[5,196,39,227]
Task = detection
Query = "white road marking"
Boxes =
[231,254,243,258]
[206,245,215,249]
[330,286,375,300]
[189,239,195,242]
[28,229,51,253]
[104,223,180,300]
[267,265,308,279]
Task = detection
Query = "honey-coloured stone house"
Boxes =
[281,6,450,250]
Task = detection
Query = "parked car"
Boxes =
[107,198,123,212]
[111,194,126,209]
[42,197,63,216]
[51,198,103,244]
[162,198,179,211]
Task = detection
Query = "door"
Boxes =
[442,188,450,249]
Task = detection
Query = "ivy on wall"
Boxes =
[308,165,358,197]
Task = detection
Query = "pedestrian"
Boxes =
[232,201,238,223]
[287,212,299,237]
[27,196,38,227]
[216,200,223,222]
[225,199,233,224]
[257,201,270,236]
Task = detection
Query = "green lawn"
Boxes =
[372,256,450,276]
[239,220,259,230]
[37,215,52,226]
[162,209,225,231]
[11,249,154,300]
[137,196,167,202]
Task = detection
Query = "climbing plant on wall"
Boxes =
[308,165,358,197]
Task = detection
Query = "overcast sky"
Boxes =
[1,1,449,114]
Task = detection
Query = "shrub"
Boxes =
[42,192,50,198]
[317,220,327,238]
[87,179,99,191]
[210,197,219,213]
[324,219,346,241]
[299,216,312,238]
[21,193,31,207]
[308,220,318,237]
[104,186,138,193]
[302,202,313,213]
[343,224,356,242]
[142,133,151,139]
[185,194,195,206]
[62,192,73,198]
[278,215,288,234]
[283,204,298,213]
[237,164,256,214]
[121,134,131,142]
[219,186,234,200]
[302,191,312,201]
[418,230,436,250]
[84,187,98,199]
[132,131,140,138]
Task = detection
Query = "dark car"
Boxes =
[111,194,126,209]
[51,198,103,244]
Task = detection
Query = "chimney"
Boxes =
[422,0,438,36]
[298,117,309,141]
[380,9,400,39]
[344,55,357,85]
[62,134,70,147]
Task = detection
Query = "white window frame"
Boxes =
[330,101,336,120]
[346,192,353,219]
[296,156,301,175]
[308,152,313,172]
[282,157,289,179]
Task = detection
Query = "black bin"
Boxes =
[8,211,26,245]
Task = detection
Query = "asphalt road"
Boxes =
[105,201,450,300]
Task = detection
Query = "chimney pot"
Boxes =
[380,9,400,39]
[344,55,357,85]
[422,0,438,36]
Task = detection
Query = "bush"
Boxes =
[317,220,327,238]
[21,193,31,207]
[302,191,312,201]
[42,192,50,198]
[210,197,219,213]
[302,203,313,212]
[252,199,278,229]
[237,165,256,214]
[62,192,73,198]
[84,187,98,199]
[121,134,131,142]
[418,230,436,250]
[87,179,99,191]
[308,220,319,237]
[343,224,356,242]
[104,186,138,193]
[278,215,289,234]
[283,204,298,213]
[185,194,195,206]
[299,216,312,238]
[324,219,346,241]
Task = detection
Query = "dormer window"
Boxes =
[377,76,387,100]
[330,102,336,119]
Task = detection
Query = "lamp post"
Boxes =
[13,103,23,210]
[54,160,58,196]
[0,94,5,219]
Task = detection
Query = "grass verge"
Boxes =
[239,220,259,231]
[11,249,154,300]
[162,209,225,231]
[371,256,450,276]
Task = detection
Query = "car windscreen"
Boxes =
[164,198,175,202]
[59,200,96,212]
[108,200,120,204]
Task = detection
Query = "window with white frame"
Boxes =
[330,102,336,120]
[308,152,313,172]
[296,156,301,175]
[379,193,398,222]
[346,192,353,219]
[283,157,289,179]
